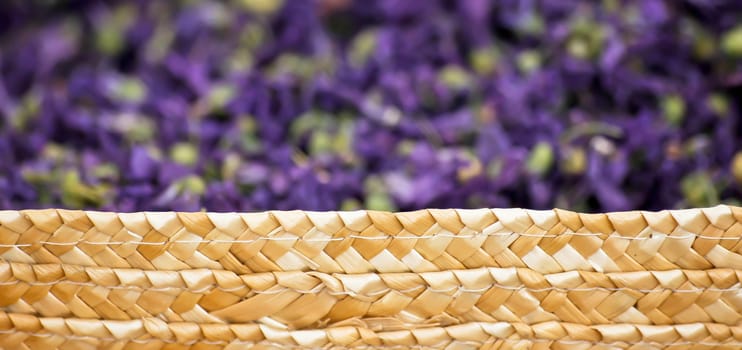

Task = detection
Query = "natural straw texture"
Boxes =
[1,263,741,327]
[1,205,742,349]
[1,313,742,349]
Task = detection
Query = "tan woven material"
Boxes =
[1,312,741,349]
[1,205,742,348]
[1,262,740,327]
[1,206,741,274]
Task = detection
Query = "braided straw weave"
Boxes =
[1,205,742,349]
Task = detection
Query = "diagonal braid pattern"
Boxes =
[1,206,742,274]
[0,312,742,349]
[0,262,740,328]
[1,205,742,348]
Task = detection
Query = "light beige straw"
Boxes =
[0,262,740,328]
[0,205,740,274]
[1,312,741,349]
[1,205,741,348]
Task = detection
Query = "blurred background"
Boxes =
[0,0,741,212]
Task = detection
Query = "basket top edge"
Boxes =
[1,204,736,216]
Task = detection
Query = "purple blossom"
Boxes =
[1,0,741,212]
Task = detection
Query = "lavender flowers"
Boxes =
[1,0,741,212]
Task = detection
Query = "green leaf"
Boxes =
[93,163,119,180]
[11,94,40,130]
[363,176,397,212]
[470,46,500,75]
[527,142,554,175]
[562,147,587,175]
[112,78,147,103]
[221,153,242,180]
[721,25,742,57]
[365,193,397,212]
[439,65,471,90]
[239,117,262,153]
[96,25,124,55]
[340,198,363,211]
[238,0,284,15]
[208,84,236,110]
[681,172,718,207]
[178,175,206,195]
[170,142,199,166]
[309,131,334,156]
[517,50,542,74]
[567,38,591,59]
[349,29,377,67]
[486,159,503,179]
[661,94,685,126]
[707,93,730,117]
[61,171,108,208]
[518,13,544,36]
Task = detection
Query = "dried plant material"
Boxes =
[1,205,742,348]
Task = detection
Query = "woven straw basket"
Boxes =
[1,205,742,349]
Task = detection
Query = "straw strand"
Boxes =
[1,206,741,274]
[0,312,741,349]
[2,206,742,348]
[1,261,740,327]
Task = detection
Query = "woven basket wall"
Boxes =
[1,205,742,349]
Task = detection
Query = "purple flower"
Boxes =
[0,0,740,212]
